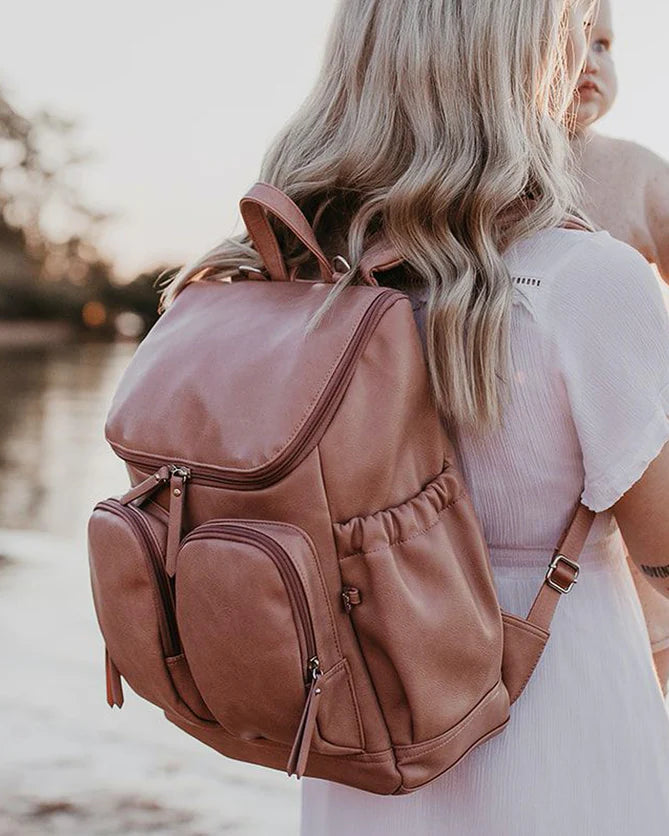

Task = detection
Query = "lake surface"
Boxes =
[0,341,132,538]
[0,340,300,835]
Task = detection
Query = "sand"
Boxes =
[0,529,301,835]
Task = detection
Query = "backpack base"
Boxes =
[165,677,509,796]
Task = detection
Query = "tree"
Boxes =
[0,82,110,263]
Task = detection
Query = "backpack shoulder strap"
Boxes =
[358,239,404,286]
[502,502,596,705]
[560,215,596,232]
[525,502,596,632]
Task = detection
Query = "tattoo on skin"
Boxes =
[640,564,669,580]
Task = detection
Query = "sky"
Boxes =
[1,0,668,281]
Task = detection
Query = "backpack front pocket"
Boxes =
[175,520,364,774]
[334,464,506,748]
[88,499,213,724]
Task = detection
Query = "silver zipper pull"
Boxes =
[287,664,324,780]
[169,465,192,484]
[308,656,322,682]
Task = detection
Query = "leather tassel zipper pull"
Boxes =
[119,466,171,506]
[105,647,124,708]
[287,659,323,779]
[165,466,190,577]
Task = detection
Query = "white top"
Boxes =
[301,228,669,835]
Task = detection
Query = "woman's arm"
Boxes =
[614,440,669,599]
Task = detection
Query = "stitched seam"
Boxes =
[252,517,343,660]
[501,611,549,640]
[103,504,171,654]
[335,462,454,529]
[164,655,219,727]
[343,658,366,750]
[338,493,465,560]
[397,718,510,794]
[394,680,505,761]
[318,658,366,751]
[106,296,385,471]
[315,444,345,658]
[168,709,397,764]
[511,652,545,704]
[265,307,365,452]
[489,543,560,552]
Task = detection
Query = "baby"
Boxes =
[571,0,669,694]
[571,0,669,280]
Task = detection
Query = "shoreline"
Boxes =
[0,319,78,348]
[0,528,300,835]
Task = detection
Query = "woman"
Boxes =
[570,0,669,696]
[164,0,669,832]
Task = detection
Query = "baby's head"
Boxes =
[572,0,618,131]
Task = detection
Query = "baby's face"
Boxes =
[565,0,598,90]
[573,0,618,129]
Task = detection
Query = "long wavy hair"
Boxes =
[161,0,593,430]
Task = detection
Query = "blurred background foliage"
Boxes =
[0,83,168,339]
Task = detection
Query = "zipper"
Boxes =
[96,499,181,657]
[165,466,191,576]
[110,289,401,492]
[286,669,323,779]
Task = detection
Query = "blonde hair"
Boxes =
[161,0,591,430]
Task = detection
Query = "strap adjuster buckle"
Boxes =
[545,554,580,594]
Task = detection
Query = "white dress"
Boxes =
[301,229,669,836]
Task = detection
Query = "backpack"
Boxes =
[87,182,595,795]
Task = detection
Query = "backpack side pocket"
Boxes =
[334,463,506,748]
[88,499,214,725]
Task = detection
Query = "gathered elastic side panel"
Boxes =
[333,464,464,558]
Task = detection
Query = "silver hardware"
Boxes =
[545,553,580,594]
[308,656,322,681]
[173,488,182,497]
[333,255,352,274]
[341,586,361,613]
[169,465,191,481]
[238,265,267,278]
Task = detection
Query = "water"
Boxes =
[0,342,131,537]
[0,341,300,835]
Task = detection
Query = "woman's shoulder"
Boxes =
[517,228,669,514]
[505,227,665,329]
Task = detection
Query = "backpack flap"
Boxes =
[105,279,402,486]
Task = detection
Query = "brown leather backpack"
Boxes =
[87,183,595,795]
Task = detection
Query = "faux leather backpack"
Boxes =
[87,183,595,795]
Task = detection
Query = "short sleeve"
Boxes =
[549,234,669,513]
